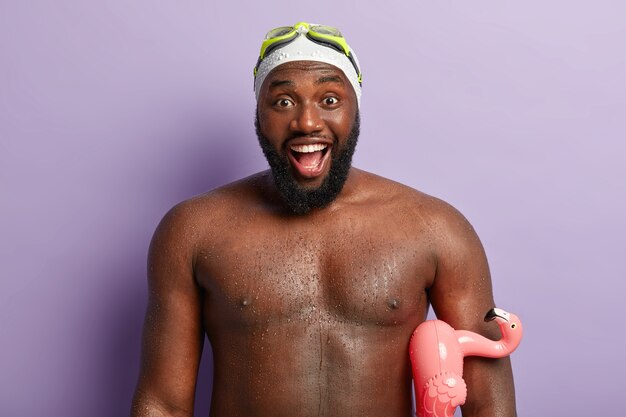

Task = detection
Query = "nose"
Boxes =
[289,102,324,134]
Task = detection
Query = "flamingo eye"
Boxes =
[511,323,517,329]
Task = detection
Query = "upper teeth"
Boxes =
[290,143,328,153]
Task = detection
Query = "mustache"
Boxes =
[284,133,337,146]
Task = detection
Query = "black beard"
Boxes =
[255,110,360,215]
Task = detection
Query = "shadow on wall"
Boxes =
[97,114,258,417]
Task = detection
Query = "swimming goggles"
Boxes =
[253,22,362,85]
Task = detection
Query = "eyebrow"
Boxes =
[315,75,344,85]
[269,79,295,89]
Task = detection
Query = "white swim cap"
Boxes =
[254,24,362,107]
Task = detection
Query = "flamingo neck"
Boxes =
[456,330,516,358]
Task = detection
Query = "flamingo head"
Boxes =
[484,308,523,351]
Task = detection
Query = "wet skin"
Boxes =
[131,62,517,417]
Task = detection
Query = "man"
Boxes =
[131,22,517,417]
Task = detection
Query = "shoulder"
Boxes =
[151,171,273,252]
[352,170,481,252]
[354,170,469,226]
[161,171,272,224]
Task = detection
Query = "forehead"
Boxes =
[261,61,350,90]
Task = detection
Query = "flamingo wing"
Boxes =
[418,371,467,417]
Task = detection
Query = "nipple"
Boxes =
[388,298,399,309]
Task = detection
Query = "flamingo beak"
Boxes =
[484,308,510,322]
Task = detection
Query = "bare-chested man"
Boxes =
[131,22,517,417]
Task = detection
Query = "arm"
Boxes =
[131,203,204,417]
[428,203,517,417]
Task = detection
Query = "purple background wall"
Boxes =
[1,1,624,416]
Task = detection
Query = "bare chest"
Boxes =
[197,215,435,329]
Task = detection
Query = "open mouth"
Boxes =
[287,142,332,179]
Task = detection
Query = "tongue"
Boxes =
[296,151,323,168]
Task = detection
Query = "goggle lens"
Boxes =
[265,26,294,39]
[310,25,342,37]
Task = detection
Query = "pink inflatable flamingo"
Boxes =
[409,308,523,417]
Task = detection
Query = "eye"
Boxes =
[275,98,294,108]
[323,96,339,106]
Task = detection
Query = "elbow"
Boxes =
[131,390,194,417]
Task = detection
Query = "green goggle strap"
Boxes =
[304,33,362,84]
[259,30,298,61]
[307,30,351,57]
